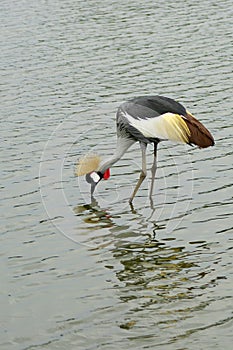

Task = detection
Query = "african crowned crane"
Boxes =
[76,95,214,203]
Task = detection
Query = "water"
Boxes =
[1,0,233,349]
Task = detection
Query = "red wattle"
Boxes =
[103,168,110,180]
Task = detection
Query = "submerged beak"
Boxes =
[90,182,97,197]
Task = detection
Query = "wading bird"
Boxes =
[76,95,214,203]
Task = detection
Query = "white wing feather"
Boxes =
[124,111,190,143]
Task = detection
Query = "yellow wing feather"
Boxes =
[162,113,191,143]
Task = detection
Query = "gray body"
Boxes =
[116,95,186,144]
[90,95,214,203]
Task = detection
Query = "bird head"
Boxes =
[75,154,110,196]
[85,169,110,196]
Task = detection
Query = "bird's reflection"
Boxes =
[74,196,167,250]
[73,198,221,337]
[74,197,114,226]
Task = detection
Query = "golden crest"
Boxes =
[75,154,101,176]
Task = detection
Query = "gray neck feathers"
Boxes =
[99,137,135,173]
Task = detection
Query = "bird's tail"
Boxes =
[182,111,215,148]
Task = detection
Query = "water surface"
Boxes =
[1,0,233,349]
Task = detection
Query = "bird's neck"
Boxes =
[99,137,135,173]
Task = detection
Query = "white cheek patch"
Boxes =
[91,172,101,183]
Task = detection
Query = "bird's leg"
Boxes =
[149,143,158,200]
[129,142,147,204]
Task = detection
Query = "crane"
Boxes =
[76,95,214,203]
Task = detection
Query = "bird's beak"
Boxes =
[90,182,97,197]
[86,172,101,199]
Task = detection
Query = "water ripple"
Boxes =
[1,0,233,349]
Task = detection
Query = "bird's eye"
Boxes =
[86,172,101,184]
